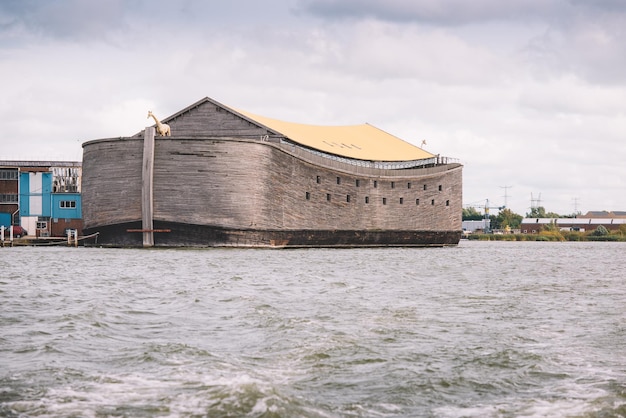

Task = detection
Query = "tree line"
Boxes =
[462,206,575,230]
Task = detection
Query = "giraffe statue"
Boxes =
[147,111,171,136]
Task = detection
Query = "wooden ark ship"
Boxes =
[81,97,463,247]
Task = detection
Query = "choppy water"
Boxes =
[1,241,625,417]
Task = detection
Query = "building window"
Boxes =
[407,182,411,189]
[446,200,450,206]
[316,176,321,184]
[383,198,387,205]
[399,198,404,204]
[337,177,341,185]
[356,179,360,187]
[0,170,18,180]
[374,180,378,188]
[305,192,310,200]
[431,199,435,205]
[423,185,427,190]
[346,195,351,203]
[60,200,76,209]
[36,221,47,229]
[438,185,443,191]
[326,193,331,201]
[416,199,420,205]
[0,194,18,203]
[365,196,369,204]
[391,182,395,189]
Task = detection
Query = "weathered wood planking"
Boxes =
[135,103,272,139]
[141,127,155,246]
[83,136,461,233]
[82,138,143,229]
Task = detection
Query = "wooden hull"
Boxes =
[88,220,462,248]
[82,136,463,248]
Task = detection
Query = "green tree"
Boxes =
[591,225,609,236]
[496,208,523,229]
[543,219,558,231]
[526,206,562,218]
[526,206,546,218]
[462,207,484,221]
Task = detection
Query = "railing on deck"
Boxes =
[271,138,460,173]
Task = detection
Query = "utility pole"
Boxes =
[572,197,580,216]
[500,185,512,208]
[530,192,542,210]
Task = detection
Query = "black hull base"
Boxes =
[84,221,461,248]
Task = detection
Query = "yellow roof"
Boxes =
[236,110,434,162]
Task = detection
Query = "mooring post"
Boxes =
[142,127,155,247]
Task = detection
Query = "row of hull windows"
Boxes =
[320,176,443,191]
[306,192,450,206]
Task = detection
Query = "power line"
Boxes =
[530,192,542,210]
[500,185,512,208]
[572,197,580,215]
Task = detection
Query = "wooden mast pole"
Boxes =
[142,127,155,247]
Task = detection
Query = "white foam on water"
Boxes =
[250,394,281,414]
[434,404,502,418]
[433,383,616,418]
[7,360,293,417]
[20,369,300,417]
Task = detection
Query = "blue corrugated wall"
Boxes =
[19,172,80,218]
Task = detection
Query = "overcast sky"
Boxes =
[2,0,625,216]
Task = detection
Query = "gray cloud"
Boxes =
[297,0,626,87]
[1,0,625,215]
[0,0,134,42]
[297,0,626,26]
[0,0,301,44]
[296,0,565,24]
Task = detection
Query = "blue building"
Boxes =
[0,161,82,237]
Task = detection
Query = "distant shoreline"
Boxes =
[465,233,626,242]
